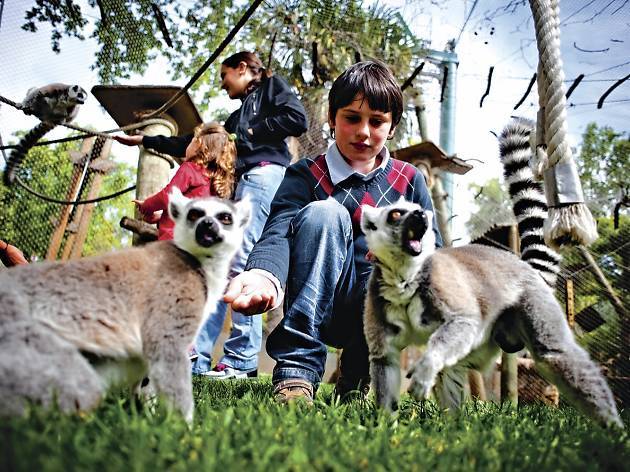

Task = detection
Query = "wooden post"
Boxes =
[577,246,627,319]
[134,118,177,245]
[501,224,520,405]
[46,138,94,260]
[68,140,114,259]
[565,278,575,328]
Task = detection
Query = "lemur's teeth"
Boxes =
[408,229,415,239]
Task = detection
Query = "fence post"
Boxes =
[68,138,114,259]
[565,278,575,328]
[45,138,95,261]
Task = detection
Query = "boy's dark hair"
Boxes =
[328,61,403,128]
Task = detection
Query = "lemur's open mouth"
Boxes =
[401,210,428,256]
[195,220,222,247]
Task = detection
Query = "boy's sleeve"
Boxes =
[142,134,193,158]
[249,76,308,142]
[139,163,194,215]
[244,163,313,287]
[411,171,443,248]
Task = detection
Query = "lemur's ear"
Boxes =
[168,187,189,221]
[360,205,379,232]
[234,197,251,228]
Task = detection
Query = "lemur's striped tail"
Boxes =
[499,117,561,287]
[3,121,56,186]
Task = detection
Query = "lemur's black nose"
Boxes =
[195,218,222,247]
[407,209,428,234]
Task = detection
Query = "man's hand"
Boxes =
[223,271,277,315]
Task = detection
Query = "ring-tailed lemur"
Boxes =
[360,120,621,427]
[0,190,250,423]
[3,83,87,186]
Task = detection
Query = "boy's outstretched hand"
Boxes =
[223,271,277,315]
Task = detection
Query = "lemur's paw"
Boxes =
[406,361,437,400]
[407,375,434,400]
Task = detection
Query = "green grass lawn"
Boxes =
[2,377,628,471]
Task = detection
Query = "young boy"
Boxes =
[224,61,443,402]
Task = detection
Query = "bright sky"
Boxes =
[1,0,628,243]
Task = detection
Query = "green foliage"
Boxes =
[561,216,629,383]
[578,123,629,219]
[20,1,425,105]
[243,0,423,93]
[83,163,135,256]
[0,140,74,260]
[465,178,515,238]
[2,379,628,471]
[22,0,88,52]
[0,135,134,260]
[22,0,167,83]
[91,1,165,83]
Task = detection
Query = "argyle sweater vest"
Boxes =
[307,154,419,234]
[245,154,440,287]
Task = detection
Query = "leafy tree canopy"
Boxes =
[465,177,515,239]
[21,0,427,104]
[578,122,629,219]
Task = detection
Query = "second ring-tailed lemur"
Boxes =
[0,190,250,423]
[360,119,621,427]
[4,83,87,185]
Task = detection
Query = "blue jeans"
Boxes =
[192,164,286,374]
[266,199,371,392]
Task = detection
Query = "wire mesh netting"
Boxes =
[0,0,627,409]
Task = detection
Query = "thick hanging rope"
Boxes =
[528,0,598,249]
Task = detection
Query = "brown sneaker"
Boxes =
[273,379,314,404]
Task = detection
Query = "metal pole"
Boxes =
[438,46,458,228]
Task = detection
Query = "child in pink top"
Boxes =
[132,122,236,240]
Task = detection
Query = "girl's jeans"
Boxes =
[192,163,286,374]
[266,199,371,393]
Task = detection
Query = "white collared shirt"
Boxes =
[325,143,390,186]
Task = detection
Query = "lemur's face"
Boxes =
[361,200,433,260]
[67,85,87,105]
[169,189,250,259]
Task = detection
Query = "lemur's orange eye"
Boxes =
[387,210,402,223]
[187,208,205,222]
[216,212,233,226]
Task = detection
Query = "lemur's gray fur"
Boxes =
[360,119,622,427]
[4,83,87,186]
[361,201,621,427]
[0,190,250,422]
